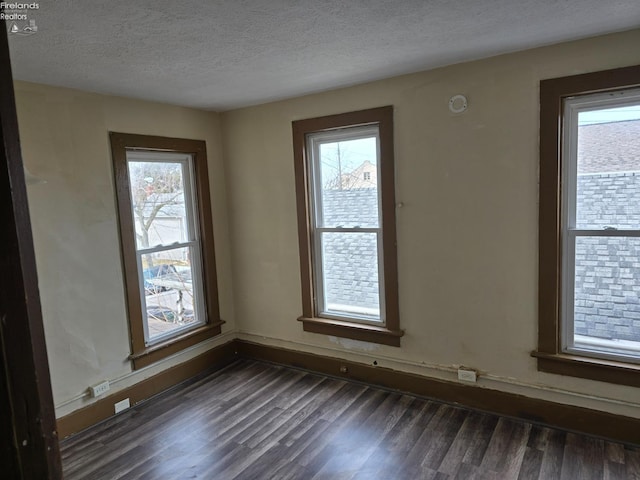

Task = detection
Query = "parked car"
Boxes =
[143,264,177,295]
[146,307,177,323]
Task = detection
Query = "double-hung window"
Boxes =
[292,107,402,346]
[111,133,222,369]
[536,65,640,386]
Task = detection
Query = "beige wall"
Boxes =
[222,29,640,418]
[14,29,640,422]
[14,82,235,418]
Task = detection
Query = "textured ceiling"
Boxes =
[7,0,640,111]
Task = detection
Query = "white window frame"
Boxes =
[126,151,207,346]
[561,87,640,363]
[307,125,385,325]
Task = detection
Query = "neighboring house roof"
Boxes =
[345,160,377,189]
[323,189,378,228]
[578,119,640,174]
[329,160,378,190]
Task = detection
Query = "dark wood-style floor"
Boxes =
[60,360,640,479]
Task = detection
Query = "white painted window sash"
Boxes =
[561,88,640,363]
[125,151,207,346]
[307,126,386,325]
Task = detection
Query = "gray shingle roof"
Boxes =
[576,172,640,229]
[578,120,640,173]
[320,188,379,313]
[572,119,640,343]
[322,188,378,228]
[574,173,640,343]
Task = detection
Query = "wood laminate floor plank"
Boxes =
[60,359,640,480]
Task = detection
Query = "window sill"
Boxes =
[130,320,225,369]
[298,316,403,347]
[531,350,640,387]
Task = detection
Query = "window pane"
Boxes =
[317,137,379,228]
[573,236,640,358]
[140,246,202,343]
[128,161,190,249]
[320,231,380,320]
[576,108,640,230]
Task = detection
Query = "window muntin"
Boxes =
[561,88,640,363]
[307,127,384,323]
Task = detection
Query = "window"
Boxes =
[292,106,402,346]
[110,133,223,369]
[535,65,640,387]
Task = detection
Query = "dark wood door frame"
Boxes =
[0,24,63,479]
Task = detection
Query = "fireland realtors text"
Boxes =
[1,2,39,21]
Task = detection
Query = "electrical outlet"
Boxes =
[89,381,110,397]
[114,398,130,414]
[457,368,477,383]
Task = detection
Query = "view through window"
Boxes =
[308,128,383,322]
[564,95,640,362]
[127,152,206,344]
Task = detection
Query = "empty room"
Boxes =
[1,1,640,479]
